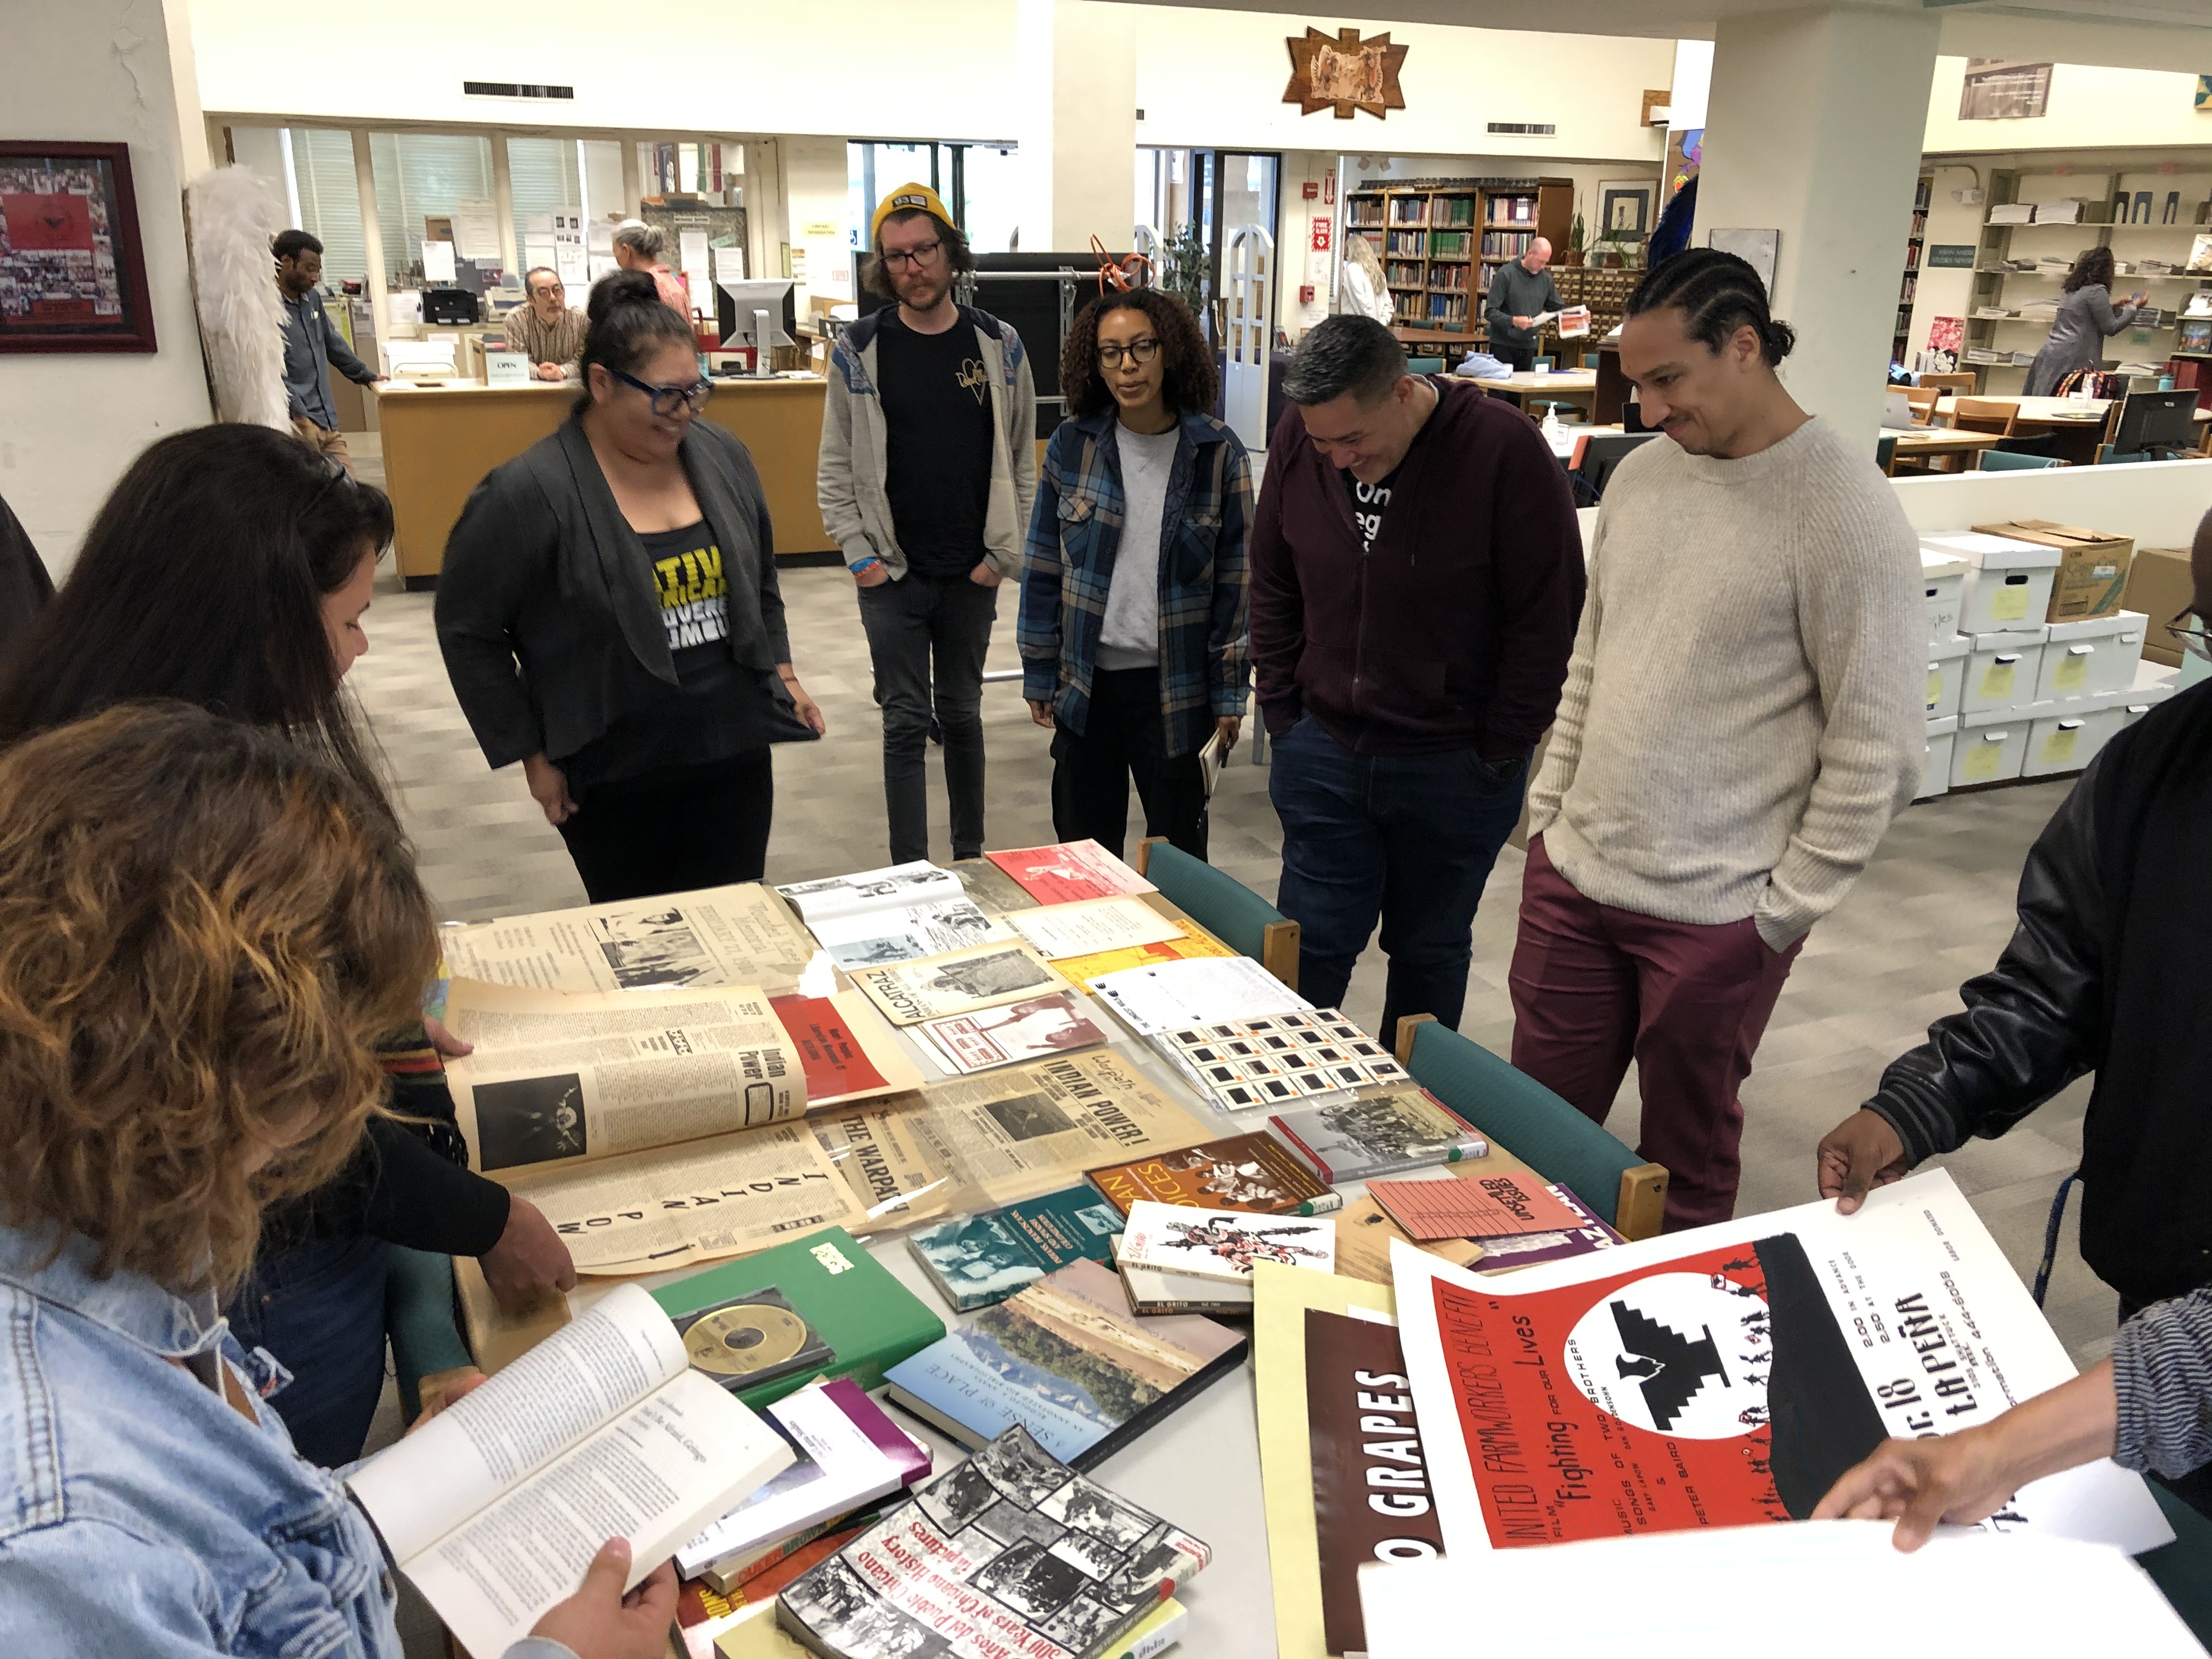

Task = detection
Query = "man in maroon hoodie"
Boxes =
[1251,316,1583,1047]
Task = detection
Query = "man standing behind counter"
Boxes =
[1251,315,1583,1049]
[1483,236,1566,374]
[275,229,382,467]
[506,267,588,381]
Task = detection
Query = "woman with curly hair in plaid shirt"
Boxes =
[1015,285,1252,860]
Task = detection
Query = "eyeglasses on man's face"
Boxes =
[879,240,943,272]
[1097,337,1161,369]
[2169,609,2212,663]
[610,366,713,417]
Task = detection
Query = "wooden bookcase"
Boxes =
[1344,176,1572,362]
[1894,174,1931,369]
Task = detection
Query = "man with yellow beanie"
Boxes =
[819,184,1037,862]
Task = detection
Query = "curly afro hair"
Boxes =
[1060,287,1217,421]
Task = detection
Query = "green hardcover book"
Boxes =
[650,1227,944,1414]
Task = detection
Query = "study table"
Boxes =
[1887,427,2001,470]
[374,375,836,585]
[1469,368,1598,414]
[453,878,1551,1659]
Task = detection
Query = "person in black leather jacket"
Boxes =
[1817,510,2212,1317]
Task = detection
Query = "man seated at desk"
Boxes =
[275,229,383,468]
[505,266,587,382]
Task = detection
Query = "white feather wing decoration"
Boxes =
[185,166,291,428]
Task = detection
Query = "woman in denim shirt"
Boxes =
[1016,285,1252,860]
[0,706,669,1659]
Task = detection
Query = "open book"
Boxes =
[347,1283,794,1659]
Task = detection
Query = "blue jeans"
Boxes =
[225,1235,393,1468]
[1268,715,1527,1048]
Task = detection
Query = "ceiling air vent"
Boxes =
[1487,122,1556,136]
[462,81,575,100]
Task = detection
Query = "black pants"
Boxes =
[557,751,774,904]
[1496,342,1536,373]
[1050,667,1208,862]
[856,572,996,863]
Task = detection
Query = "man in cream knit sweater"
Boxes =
[1510,249,1923,1231]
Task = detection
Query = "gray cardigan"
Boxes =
[2023,283,2140,396]
[436,416,791,770]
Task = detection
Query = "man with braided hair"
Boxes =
[1509,247,1923,1233]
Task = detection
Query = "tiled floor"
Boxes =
[349,540,2113,1373]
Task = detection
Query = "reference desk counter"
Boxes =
[375,375,836,585]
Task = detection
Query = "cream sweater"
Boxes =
[1525,416,1924,950]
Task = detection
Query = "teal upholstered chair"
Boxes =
[2140,1486,2212,1646]
[1581,353,1600,369]
[387,1246,478,1421]
[1406,356,1446,375]
[1135,839,1299,990]
[1392,1013,1669,1240]
[1978,450,2062,471]
[2097,444,2151,464]
[1876,433,1899,475]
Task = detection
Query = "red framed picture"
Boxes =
[0,141,158,354]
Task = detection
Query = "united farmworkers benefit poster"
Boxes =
[1393,1171,2170,1558]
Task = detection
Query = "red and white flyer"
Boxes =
[1391,1170,2170,1558]
[986,840,1156,906]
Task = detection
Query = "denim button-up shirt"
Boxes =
[0,1223,571,1658]
[283,287,375,429]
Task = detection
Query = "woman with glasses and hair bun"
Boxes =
[438,268,826,904]
[1015,283,1252,860]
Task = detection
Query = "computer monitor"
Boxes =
[1573,431,1660,503]
[716,279,797,354]
[2110,388,2199,459]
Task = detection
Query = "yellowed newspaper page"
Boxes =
[507,1121,869,1275]
[442,883,817,994]
[808,1101,960,1227]
[847,940,1073,1026]
[445,980,804,1178]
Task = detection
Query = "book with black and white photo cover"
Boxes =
[848,940,1075,1027]
[345,1284,794,1659]
[1115,1200,1335,1286]
[776,1425,1210,1659]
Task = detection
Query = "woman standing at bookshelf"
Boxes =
[1016,284,1252,861]
[0,705,674,1659]
[437,270,826,904]
[2023,246,2145,396]
[0,425,575,1467]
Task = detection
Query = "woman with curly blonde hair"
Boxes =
[0,703,673,1659]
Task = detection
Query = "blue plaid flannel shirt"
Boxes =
[1017,408,1253,759]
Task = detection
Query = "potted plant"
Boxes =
[1158,225,1211,325]
[1564,208,1585,268]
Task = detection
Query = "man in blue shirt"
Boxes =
[275,229,381,469]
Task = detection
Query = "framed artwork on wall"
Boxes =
[1597,179,1659,241]
[0,141,158,354]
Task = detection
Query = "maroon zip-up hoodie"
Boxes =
[1249,376,1584,757]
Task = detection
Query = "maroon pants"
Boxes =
[1508,837,1803,1232]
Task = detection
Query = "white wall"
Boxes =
[784,138,852,312]
[1,0,212,579]
[1923,58,2212,155]
[1133,7,1669,163]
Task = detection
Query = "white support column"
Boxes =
[1015,0,1136,254]
[620,139,644,222]
[1696,5,1940,444]
[353,128,386,313]
[490,133,520,284]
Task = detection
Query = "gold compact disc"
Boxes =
[685,1303,809,1376]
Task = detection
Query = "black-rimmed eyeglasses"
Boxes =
[879,241,943,271]
[610,367,713,416]
[2169,610,2212,663]
[1097,338,1161,368]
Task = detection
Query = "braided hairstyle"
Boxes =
[1624,248,1796,367]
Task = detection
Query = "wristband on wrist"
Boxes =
[849,556,883,577]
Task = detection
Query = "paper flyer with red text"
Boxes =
[1391,1170,2170,1558]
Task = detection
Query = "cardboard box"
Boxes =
[1953,708,2029,787]
[1924,533,2058,633]
[1971,520,2135,623]
[1925,634,1971,718]
[1920,715,1958,800]
[1963,628,2048,714]
[2121,547,2193,667]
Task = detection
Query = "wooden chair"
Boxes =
[1951,397,2020,437]
[1581,353,1600,369]
[1135,838,1299,991]
[2096,444,2151,464]
[1406,356,1445,375]
[1531,354,1556,370]
[1876,433,1900,476]
[1918,371,1976,395]
[1901,384,1942,425]
[1978,450,2062,470]
[1392,1013,1669,1240]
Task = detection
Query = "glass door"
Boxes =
[1200,151,1279,342]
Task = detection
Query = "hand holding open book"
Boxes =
[348,1284,794,1658]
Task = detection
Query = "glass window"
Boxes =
[579,139,625,225]
[287,128,366,285]
[507,137,580,272]
[370,132,496,288]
